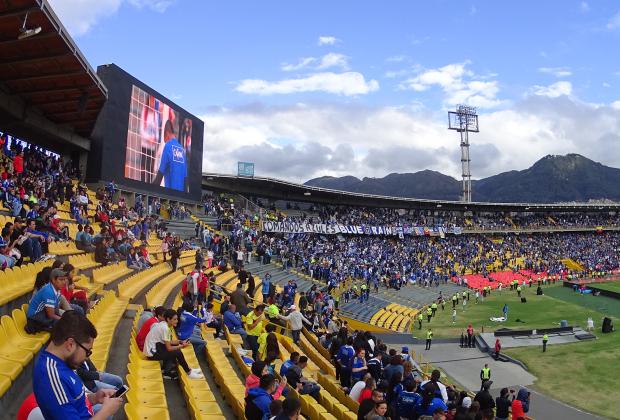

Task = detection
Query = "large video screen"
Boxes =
[89,64,203,201]
[125,85,192,192]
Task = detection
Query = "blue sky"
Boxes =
[50,0,620,182]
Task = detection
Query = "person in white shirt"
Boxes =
[278,305,312,344]
[143,309,204,380]
[349,372,371,402]
[206,249,214,268]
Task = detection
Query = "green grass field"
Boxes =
[423,285,620,419]
[592,280,620,293]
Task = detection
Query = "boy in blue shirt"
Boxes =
[26,268,66,332]
[153,120,187,192]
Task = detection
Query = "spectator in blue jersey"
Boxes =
[223,303,248,339]
[176,302,207,356]
[336,337,355,389]
[415,382,448,417]
[261,272,272,302]
[397,381,422,420]
[33,311,123,419]
[0,230,16,269]
[245,374,279,420]
[350,348,368,384]
[153,120,187,192]
[25,268,67,333]
[26,202,40,220]
[280,351,299,377]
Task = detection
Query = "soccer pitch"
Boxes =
[422,285,619,419]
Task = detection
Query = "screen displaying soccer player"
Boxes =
[124,85,188,192]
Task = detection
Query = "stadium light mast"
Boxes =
[448,105,479,202]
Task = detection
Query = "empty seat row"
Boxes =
[48,240,84,256]
[92,261,133,285]
[144,271,186,310]
[0,304,50,398]
[68,253,100,270]
[117,264,171,301]
[125,307,170,420]
[87,290,128,370]
[0,260,55,307]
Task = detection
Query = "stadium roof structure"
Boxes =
[202,173,620,212]
[0,0,107,151]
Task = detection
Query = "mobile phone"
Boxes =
[113,385,129,398]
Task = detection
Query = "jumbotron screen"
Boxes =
[90,64,203,200]
[125,85,192,192]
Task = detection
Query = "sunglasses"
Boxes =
[73,338,93,358]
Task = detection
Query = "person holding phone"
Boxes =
[33,311,124,419]
[143,309,204,380]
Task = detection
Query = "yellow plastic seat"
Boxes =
[127,364,162,381]
[0,326,33,366]
[189,399,223,416]
[125,403,170,420]
[0,373,11,397]
[1,315,42,353]
[126,388,168,408]
[0,358,22,381]
[10,309,50,345]
[126,373,165,395]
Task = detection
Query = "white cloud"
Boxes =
[235,72,379,96]
[48,0,175,36]
[281,57,316,72]
[386,55,407,63]
[580,1,590,12]
[538,67,572,78]
[399,61,503,108]
[48,0,122,36]
[318,36,339,46]
[607,11,620,30]
[316,53,349,70]
[401,62,471,91]
[128,0,175,13]
[530,81,573,98]
[202,96,620,182]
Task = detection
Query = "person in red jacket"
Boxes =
[13,150,24,175]
[136,306,166,351]
[245,360,287,398]
[494,339,502,359]
[511,388,531,420]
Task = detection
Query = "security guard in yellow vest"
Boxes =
[417,313,424,330]
[480,363,491,390]
[425,328,433,350]
[452,294,457,308]
[431,302,438,316]
[426,307,433,323]
[543,334,549,352]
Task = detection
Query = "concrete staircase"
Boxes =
[165,219,197,239]
[243,261,319,294]
[338,295,392,323]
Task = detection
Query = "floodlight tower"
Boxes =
[448,105,479,202]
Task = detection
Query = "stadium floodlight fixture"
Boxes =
[448,104,479,203]
[18,11,42,40]
[303,191,312,196]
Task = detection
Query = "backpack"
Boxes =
[244,394,264,420]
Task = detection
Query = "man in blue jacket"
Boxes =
[223,303,249,352]
[245,374,278,420]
